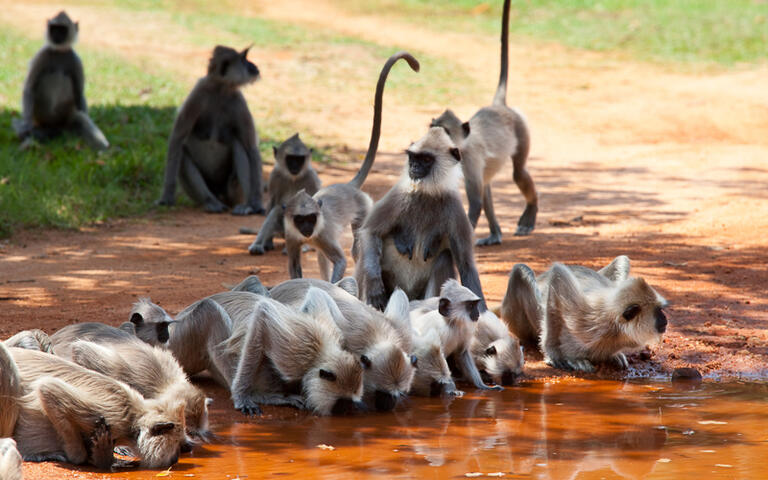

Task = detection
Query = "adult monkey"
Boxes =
[431,0,536,243]
[355,127,485,311]
[12,11,109,151]
[157,45,265,215]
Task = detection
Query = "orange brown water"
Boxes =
[56,379,767,480]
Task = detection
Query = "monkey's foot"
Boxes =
[248,242,265,255]
[567,358,595,373]
[88,416,115,471]
[234,397,263,416]
[203,200,228,213]
[476,232,502,246]
[545,356,574,371]
[613,353,630,369]
[232,204,255,216]
[155,196,175,207]
[514,205,538,236]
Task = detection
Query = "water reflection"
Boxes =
[106,380,768,479]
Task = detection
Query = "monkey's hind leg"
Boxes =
[512,153,537,236]
[501,264,541,346]
[71,111,109,151]
[179,153,228,213]
[424,250,457,298]
[476,184,502,246]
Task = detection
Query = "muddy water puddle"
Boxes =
[97,380,768,479]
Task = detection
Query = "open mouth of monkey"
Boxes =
[285,155,305,175]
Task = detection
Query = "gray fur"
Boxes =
[248,134,321,255]
[157,45,264,215]
[270,278,415,411]
[430,0,536,243]
[12,11,109,150]
[355,127,485,311]
[4,330,54,354]
[501,256,668,372]
[0,438,22,480]
[230,275,271,297]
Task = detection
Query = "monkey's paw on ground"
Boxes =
[476,233,502,246]
[234,397,263,416]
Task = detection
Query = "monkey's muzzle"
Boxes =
[330,398,366,416]
[429,380,457,397]
[501,370,519,386]
[293,214,317,238]
[285,154,305,175]
[374,390,398,411]
[655,307,668,333]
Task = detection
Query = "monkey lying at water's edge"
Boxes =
[410,280,503,391]
[247,134,321,255]
[157,45,264,215]
[355,126,486,310]
[0,343,186,470]
[277,51,420,283]
[431,0,536,243]
[501,255,668,372]
[270,278,416,411]
[12,11,109,151]
[49,322,211,444]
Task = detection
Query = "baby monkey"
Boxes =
[13,11,109,150]
[501,255,669,372]
[410,280,503,391]
[281,51,420,283]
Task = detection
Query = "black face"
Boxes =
[48,24,69,45]
[655,306,668,333]
[155,322,171,344]
[407,151,435,180]
[374,390,397,412]
[293,213,317,238]
[479,370,493,385]
[501,370,518,386]
[430,380,446,397]
[285,154,306,175]
[465,300,480,322]
[331,397,363,416]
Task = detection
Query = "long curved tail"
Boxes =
[0,343,22,437]
[492,0,511,106]
[348,51,420,189]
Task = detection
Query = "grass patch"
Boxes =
[345,0,768,66]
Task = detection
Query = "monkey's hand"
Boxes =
[234,396,263,417]
[87,416,115,471]
[612,353,629,370]
[366,279,387,311]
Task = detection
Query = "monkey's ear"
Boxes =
[360,355,372,369]
[410,355,418,368]
[449,147,461,162]
[150,422,176,436]
[461,122,470,137]
[622,304,641,321]
[384,288,409,323]
[438,298,451,317]
[485,345,497,356]
[319,369,337,382]
[317,199,323,209]
[130,313,144,326]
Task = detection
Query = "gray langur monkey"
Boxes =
[128,298,176,346]
[410,298,523,386]
[3,330,54,353]
[49,323,211,444]
[279,51,420,283]
[248,133,321,255]
[12,11,109,150]
[270,278,416,412]
[355,126,486,310]
[157,45,265,215]
[0,343,186,470]
[430,0,536,243]
[0,438,22,480]
[501,255,669,372]
[410,279,503,391]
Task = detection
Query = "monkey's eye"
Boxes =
[319,369,337,382]
[360,355,372,369]
[485,345,497,356]
[410,355,418,368]
[622,304,641,321]
[150,422,176,436]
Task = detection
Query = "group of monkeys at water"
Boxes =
[2,1,670,476]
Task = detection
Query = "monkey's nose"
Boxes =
[501,370,519,386]
[429,380,446,397]
[374,390,398,411]
[180,439,194,454]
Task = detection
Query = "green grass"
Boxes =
[346,0,768,66]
